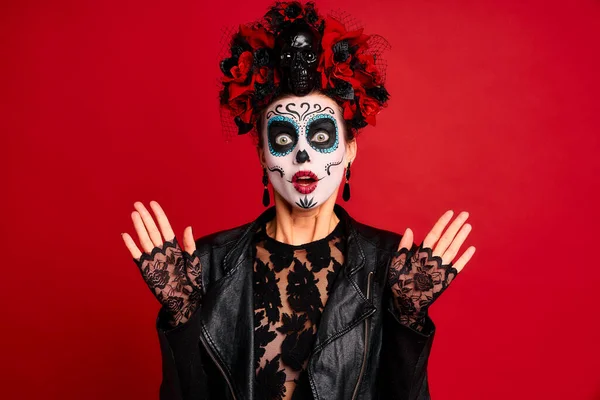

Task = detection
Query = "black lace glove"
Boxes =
[388,244,458,332]
[133,236,203,328]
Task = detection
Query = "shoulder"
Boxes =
[350,218,403,254]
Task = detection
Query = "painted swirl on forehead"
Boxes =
[266,103,302,121]
[266,102,335,123]
[301,103,335,121]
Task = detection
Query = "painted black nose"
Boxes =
[296,149,310,163]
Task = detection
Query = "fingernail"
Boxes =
[120,233,124,236]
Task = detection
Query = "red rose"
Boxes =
[319,16,370,71]
[253,66,269,84]
[358,94,382,126]
[223,51,253,85]
[226,92,253,124]
[353,53,382,87]
[342,100,357,120]
[318,16,373,93]
[238,25,275,50]
[224,63,281,127]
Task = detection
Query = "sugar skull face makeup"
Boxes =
[261,94,348,210]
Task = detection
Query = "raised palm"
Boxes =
[122,201,203,327]
[388,210,476,331]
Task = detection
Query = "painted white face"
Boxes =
[262,94,347,210]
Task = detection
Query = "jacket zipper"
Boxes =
[199,332,237,400]
[351,271,373,400]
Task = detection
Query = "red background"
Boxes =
[2,0,599,398]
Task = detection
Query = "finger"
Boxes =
[422,210,454,250]
[149,200,176,242]
[397,228,414,251]
[122,232,143,260]
[434,211,470,257]
[442,223,473,263]
[182,226,196,254]
[134,201,163,247]
[132,211,155,253]
[451,246,476,273]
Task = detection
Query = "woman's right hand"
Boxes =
[122,200,203,327]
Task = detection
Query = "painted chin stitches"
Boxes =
[263,96,347,210]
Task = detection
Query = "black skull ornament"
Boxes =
[277,21,321,96]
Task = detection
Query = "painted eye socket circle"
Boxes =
[312,131,329,143]
[304,51,316,62]
[275,133,293,145]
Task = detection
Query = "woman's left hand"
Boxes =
[388,210,476,331]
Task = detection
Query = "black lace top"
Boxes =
[252,220,346,400]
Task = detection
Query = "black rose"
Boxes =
[349,115,368,130]
[333,40,350,62]
[164,296,184,314]
[266,9,284,29]
[285,3,302,18]
[254,80,276,102]
[305,7,318,24]
[254,48,271,67]
[366,86,390,103]
[396,294,416,315]
[413,272,434,291]
[331,79,354,100]
[146,267,170,289]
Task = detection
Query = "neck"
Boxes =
[266,189,341,246]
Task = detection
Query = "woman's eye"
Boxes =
[275,134,292,145]
[304,51,316,62]
[312,132,329,143]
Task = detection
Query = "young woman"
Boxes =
[122,2,475,399]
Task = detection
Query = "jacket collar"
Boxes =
[222,203,366,276]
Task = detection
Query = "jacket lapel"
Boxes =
[198,207,276,400]
[311,204,376,353]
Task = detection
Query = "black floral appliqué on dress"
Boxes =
[252,221,346,400]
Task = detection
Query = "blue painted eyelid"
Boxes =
[305,113,339,154]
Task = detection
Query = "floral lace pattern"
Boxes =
[388,244,458,332]
[252,222,346,400]
[133,237,203,327]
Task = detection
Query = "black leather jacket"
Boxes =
[155,204,435,400]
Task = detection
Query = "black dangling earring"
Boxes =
[262,167,270,207]
[343,162,351,201]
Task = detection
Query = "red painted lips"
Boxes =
[292,170,319,194]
